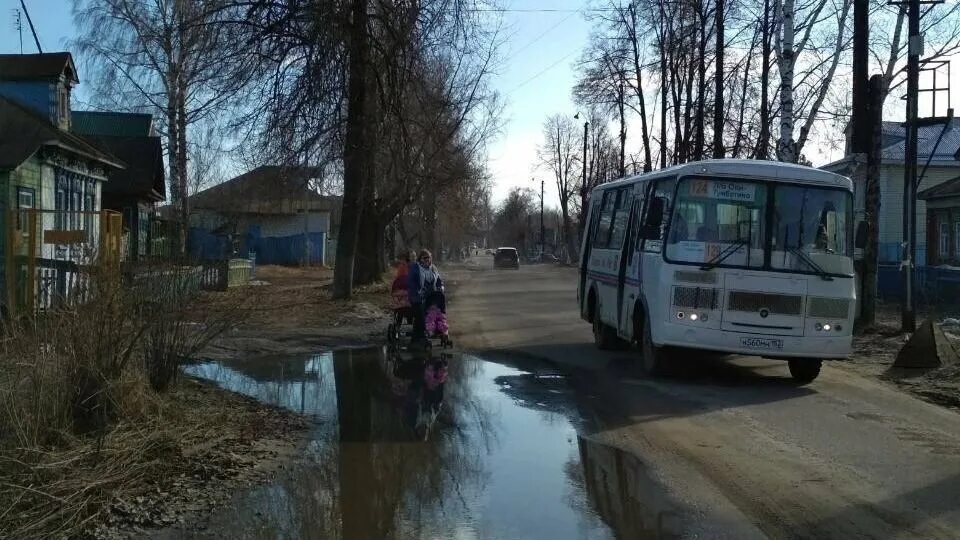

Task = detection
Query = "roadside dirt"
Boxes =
[838,303,960,411]
[84,378,309,539]
[200,265,393,360]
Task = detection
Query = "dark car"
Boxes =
[494,247,520,269]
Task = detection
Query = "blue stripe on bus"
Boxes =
[587,270,640,287]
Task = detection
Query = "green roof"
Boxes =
[72,111,154,137]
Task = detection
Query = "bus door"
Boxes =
[578,196,602,319]
[619,184,648,338]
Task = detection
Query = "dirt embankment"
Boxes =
[93,380,309,539]
[841,304,960,411]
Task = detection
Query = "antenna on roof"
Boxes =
[18,0,41,53]
[12,9,22,54]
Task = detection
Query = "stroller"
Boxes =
[387,289,453,349]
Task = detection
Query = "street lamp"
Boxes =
[574,112,589,199]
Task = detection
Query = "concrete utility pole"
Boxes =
[900,0,921,332]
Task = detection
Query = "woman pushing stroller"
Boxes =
[407,249,449,346]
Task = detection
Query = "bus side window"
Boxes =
[608,188,631,250]
[643,178,676,252]
[593,190,617,248]
[627,185,647,259]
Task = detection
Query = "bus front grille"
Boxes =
[807,297,850,319]
[727,291,803,315]
[673,286,719,309]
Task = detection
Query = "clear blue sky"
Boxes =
[1,0,589,207]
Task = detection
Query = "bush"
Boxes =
[0,263,252,537]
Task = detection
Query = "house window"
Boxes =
[16,187,35,231]
[940,221,950,259]
[59,87,69,126]
[955,221,960,260]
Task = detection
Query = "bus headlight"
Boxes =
[815,323,823,331]
[822,323,832,331]
[677,312,685,319]
[689,313,698,321]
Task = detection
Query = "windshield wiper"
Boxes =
[789,247,834,281]
[701,238,750,270]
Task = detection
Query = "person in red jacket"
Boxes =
[391,251,415,322]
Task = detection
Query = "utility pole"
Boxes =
[852,0,869,155]
[900,0,920,332]
[539,179,545,259]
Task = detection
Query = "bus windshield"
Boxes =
[665,177,854,276]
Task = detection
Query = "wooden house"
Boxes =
[0,52,123,312]
[71,111,165,261]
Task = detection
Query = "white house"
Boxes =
[824,119,960,266]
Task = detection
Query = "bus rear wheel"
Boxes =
[593,312,619,350]
[640,316,668,375]
[788,359,822,384]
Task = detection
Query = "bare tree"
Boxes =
[72,0,258,254]
[539,115,582,262]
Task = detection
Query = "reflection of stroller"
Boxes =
[387,290,453,349]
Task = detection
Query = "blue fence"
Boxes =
[877,264,960,301]
[879,242,927,266]
[188,227,325,266]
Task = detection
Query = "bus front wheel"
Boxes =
[640,316,668,375]
[788,359,822,384]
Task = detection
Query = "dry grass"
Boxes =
[0,378,306,538]
[0,265,263,537]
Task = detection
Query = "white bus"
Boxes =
[578,159,862,383]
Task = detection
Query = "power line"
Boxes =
[507,48,578,94]
[509,9,579,58]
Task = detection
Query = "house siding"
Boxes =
[876,164,960,264]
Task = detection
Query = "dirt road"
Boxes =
[452,256,960,539]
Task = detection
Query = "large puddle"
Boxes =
[175,348,681,539]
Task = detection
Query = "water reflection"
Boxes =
[173,349,674,539]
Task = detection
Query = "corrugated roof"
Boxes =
[188,166,341,215]
[72,111,154,137]
[880,119,960,163]
[0,52,77,83]
[918,175,960,200]
[0,96,122,171]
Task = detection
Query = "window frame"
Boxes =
[940,221,950,259]
[607,188,631,250]
[592,189,617,249]
[661,175,855,278]
[16,186,35,232]
[955,220,960,260]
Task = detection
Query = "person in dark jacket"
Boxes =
[408,249,443,343]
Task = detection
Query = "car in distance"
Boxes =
[494,247,521,269]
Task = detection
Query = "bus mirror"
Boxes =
[641,197,665,239]
[855,221,867,249]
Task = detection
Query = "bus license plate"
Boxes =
[740,337,783,351]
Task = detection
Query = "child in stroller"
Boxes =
[424,290,449,342]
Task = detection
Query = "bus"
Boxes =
[578,159,863,384]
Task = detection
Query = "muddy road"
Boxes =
[455,258,960,539]
[166,258,959,539]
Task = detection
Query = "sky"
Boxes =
[3,1,958,209]
[0,0,591,209]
